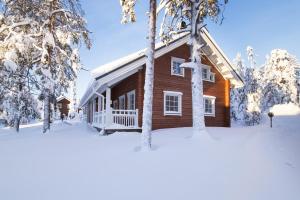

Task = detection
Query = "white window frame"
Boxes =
[118,95,126,110]
[204,95,216,117]
[171,57,185,77]
[163,91,182,116]
[127,90,135,110]
[202,64,215,82]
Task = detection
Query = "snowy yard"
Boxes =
[0,105,300,200]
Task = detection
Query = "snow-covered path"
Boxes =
[0,111,299,200]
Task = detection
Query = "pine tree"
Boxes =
[230,53,245,121]
[261,49,299,111]
[230,46,261,125]
[0,0,91,133]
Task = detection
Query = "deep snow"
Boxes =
[0,105,299,200]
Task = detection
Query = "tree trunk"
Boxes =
[141,0,156,150]
[190,1,205,134]
[43,90,50,133]
[15,116,21,132]
[15,82,22,133]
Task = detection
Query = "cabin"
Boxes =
[79,29,243,133]
[56,96,71,119]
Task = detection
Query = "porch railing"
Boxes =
[112,109,139,128]
[92,111,106,128]
[92,109,139,129]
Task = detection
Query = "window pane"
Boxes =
[173,61,183,75]
[202,68,208,79]
[205,99,213,113]
[165,94,179,112]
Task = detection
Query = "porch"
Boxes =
[90,87,141,131]
[92,109,139,130]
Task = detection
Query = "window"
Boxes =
[113,100,118,109]
[95,97,98,112]
[202,65,215,82]
[164,91,182,116]
[127,90,135,110]
[202,68,208,79]
[119,95,125,110]
[171,57,185,77]
[204,95,216,116]
[57,103,62,109]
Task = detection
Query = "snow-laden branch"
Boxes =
[180,62,197,69]
[0,19,32,34]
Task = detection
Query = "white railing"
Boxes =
[93,111,106,128]
[112,109,139,128]
[92,109,139,129]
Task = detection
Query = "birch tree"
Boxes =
[158,0,228,134]
[120,0,157,150]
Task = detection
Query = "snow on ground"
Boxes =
[0,105,300,200]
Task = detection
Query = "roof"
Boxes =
[79,29,243,107]
[91,32,189,79]
[57,96,71,103]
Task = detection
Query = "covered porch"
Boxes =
[91,87,140,131]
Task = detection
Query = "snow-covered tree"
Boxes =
[243,68,261,125]
[158,0,228,134]
[120,0,157,150]
[261,49,299,111]
[230,46,261,125]
[246,46,256,68]
[0,11,40,131]
[0,0,91,133]
[233,53,245,79]
[0,62,40,131]
[230,53,245,121]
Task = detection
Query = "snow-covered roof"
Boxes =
[79,29,243,107]
[57,96,71,103]
[91,33,189,79]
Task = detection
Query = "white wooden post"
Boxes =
[92,98,95,124]
[135,109,139,128]
[105,87,112,127]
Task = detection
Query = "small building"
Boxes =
[56,96,71,119]
[79,29,243,132]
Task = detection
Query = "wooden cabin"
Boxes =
[79,29,243,132]
[56,96,71,119]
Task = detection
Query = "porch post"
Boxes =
[92,98,95,124]
[105,87,112,127]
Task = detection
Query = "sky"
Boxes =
[76,0,300,99]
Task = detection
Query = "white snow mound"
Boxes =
[270,103,300,116]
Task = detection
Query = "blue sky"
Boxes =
[77,0,300,99]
